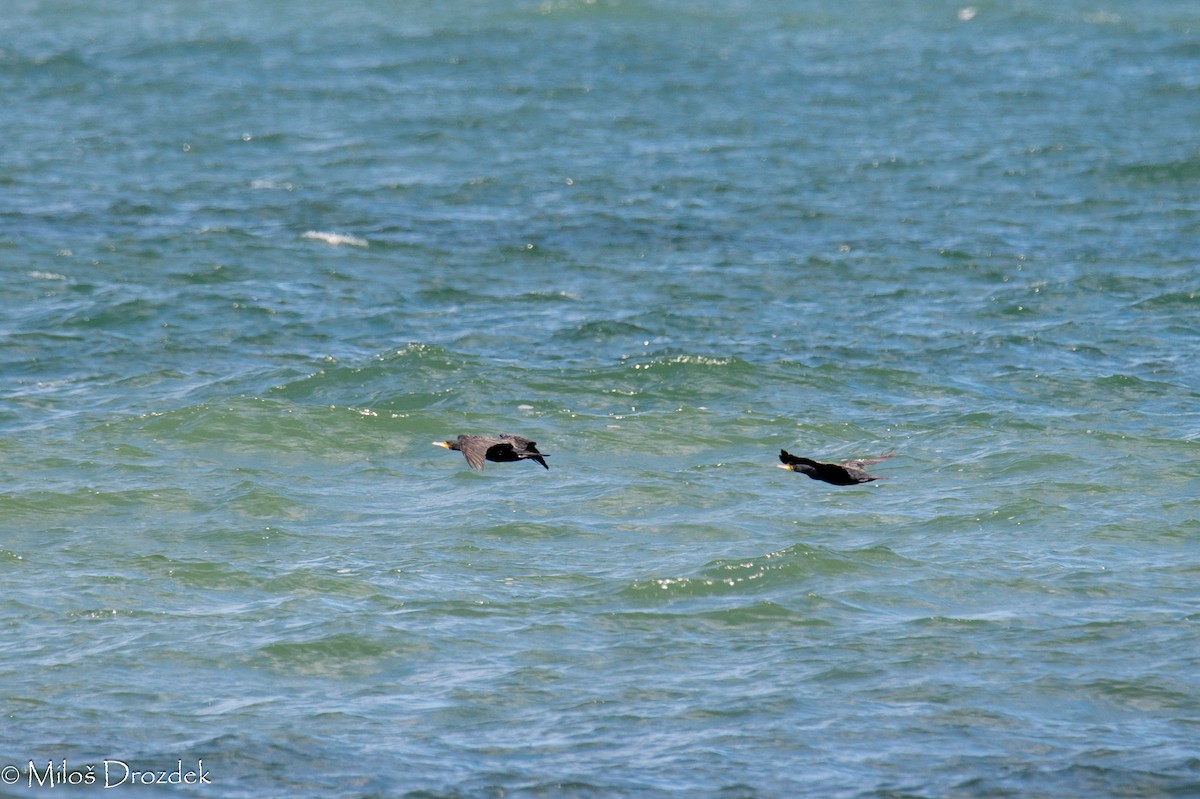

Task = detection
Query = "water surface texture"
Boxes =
[3,1,1199,797]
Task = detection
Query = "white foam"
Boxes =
[302,231,369,248]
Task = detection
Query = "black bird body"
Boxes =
[433,434,549,470]
[777,449,893,485]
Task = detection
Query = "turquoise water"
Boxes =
[3,1,1199,796]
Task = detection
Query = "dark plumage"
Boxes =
[777,449,894,485]
[433,434,549,471]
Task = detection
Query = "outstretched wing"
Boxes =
[458,436,493,470]
[499,434,538,451]
[844,451,895,469]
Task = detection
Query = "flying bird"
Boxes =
[433,434,550,471]
[777,449,894,485]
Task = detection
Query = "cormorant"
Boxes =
[433,434,549,471]
[777,449,893,485]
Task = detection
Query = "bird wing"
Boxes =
[499,434,538,451]
[499,434,549,468]
[458,437,493,470]
[839,464,872,481]
[844,451,895,468]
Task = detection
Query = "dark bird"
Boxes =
[777,449,894,485]
[433,434,550,471]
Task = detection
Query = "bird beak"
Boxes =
[776,463,794,471]
[432,441,450,449]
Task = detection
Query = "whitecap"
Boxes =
[302,231,369,248]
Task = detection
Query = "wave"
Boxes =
[264,343,477,408]
[301,230,369,248]
[625,542,917,603]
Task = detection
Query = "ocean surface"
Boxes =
[2,1,1199,796]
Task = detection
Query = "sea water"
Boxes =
[2,1,1198,796]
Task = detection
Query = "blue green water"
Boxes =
[3,1,1199,796]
